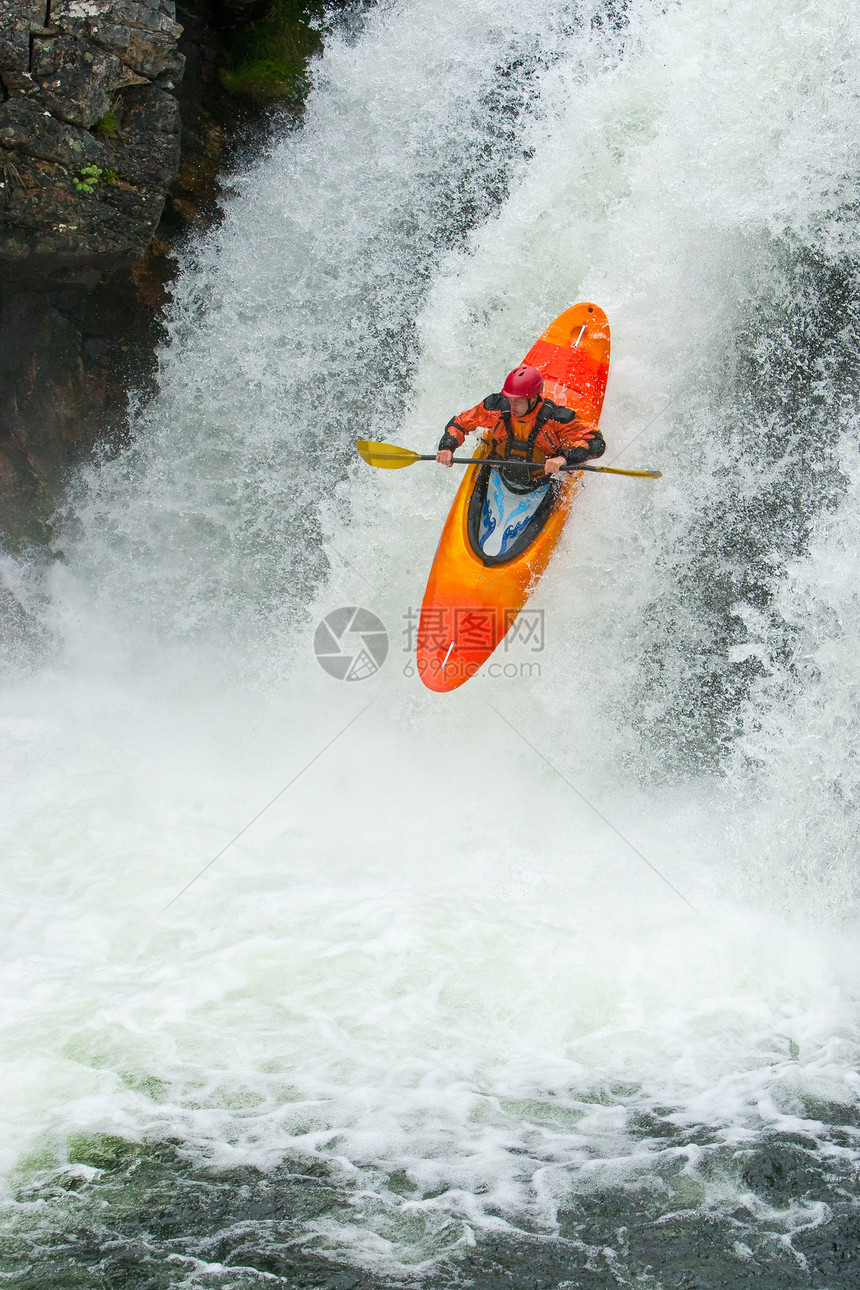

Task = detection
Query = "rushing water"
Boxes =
[2,0,860,1286]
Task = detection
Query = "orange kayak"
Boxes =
[416,303,610,693]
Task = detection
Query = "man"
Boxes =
[435,364,604,477]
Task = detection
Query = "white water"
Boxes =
[2,0,860,1273]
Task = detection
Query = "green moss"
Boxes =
[94,108,120,139]
[218,0,324,102]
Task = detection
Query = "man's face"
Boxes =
[508,396,531,417]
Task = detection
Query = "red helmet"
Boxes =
[501,364,544,400]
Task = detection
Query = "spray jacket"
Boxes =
[438,393,605,466]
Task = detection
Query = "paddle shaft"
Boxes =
[357,441,661,479]
[422,455,630,475]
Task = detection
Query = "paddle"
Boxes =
[356,439,662,479]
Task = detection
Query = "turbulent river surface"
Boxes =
[2,1,860,1286]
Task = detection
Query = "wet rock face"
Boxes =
[0,266,165,543]
[0,0,185,266]
[0,0,188,546]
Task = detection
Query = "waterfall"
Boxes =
[2,0,859,1283]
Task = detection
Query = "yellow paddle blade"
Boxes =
[587,464,662,479]
[356,440,422,469]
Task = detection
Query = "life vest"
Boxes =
[441,393,602,464]
[491,399,561,462]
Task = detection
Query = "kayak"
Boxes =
[416,302,610,693]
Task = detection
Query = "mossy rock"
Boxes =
[67,1133,145,1173]
[219,0,324,102]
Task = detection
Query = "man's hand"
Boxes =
[544,456,566,475]
[436,450,453,467]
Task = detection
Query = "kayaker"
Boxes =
[435,364,605,477]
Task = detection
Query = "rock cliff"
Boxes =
[0,0,189,544]
[0,0,185,268]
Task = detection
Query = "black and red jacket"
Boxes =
[438,393,605,466]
